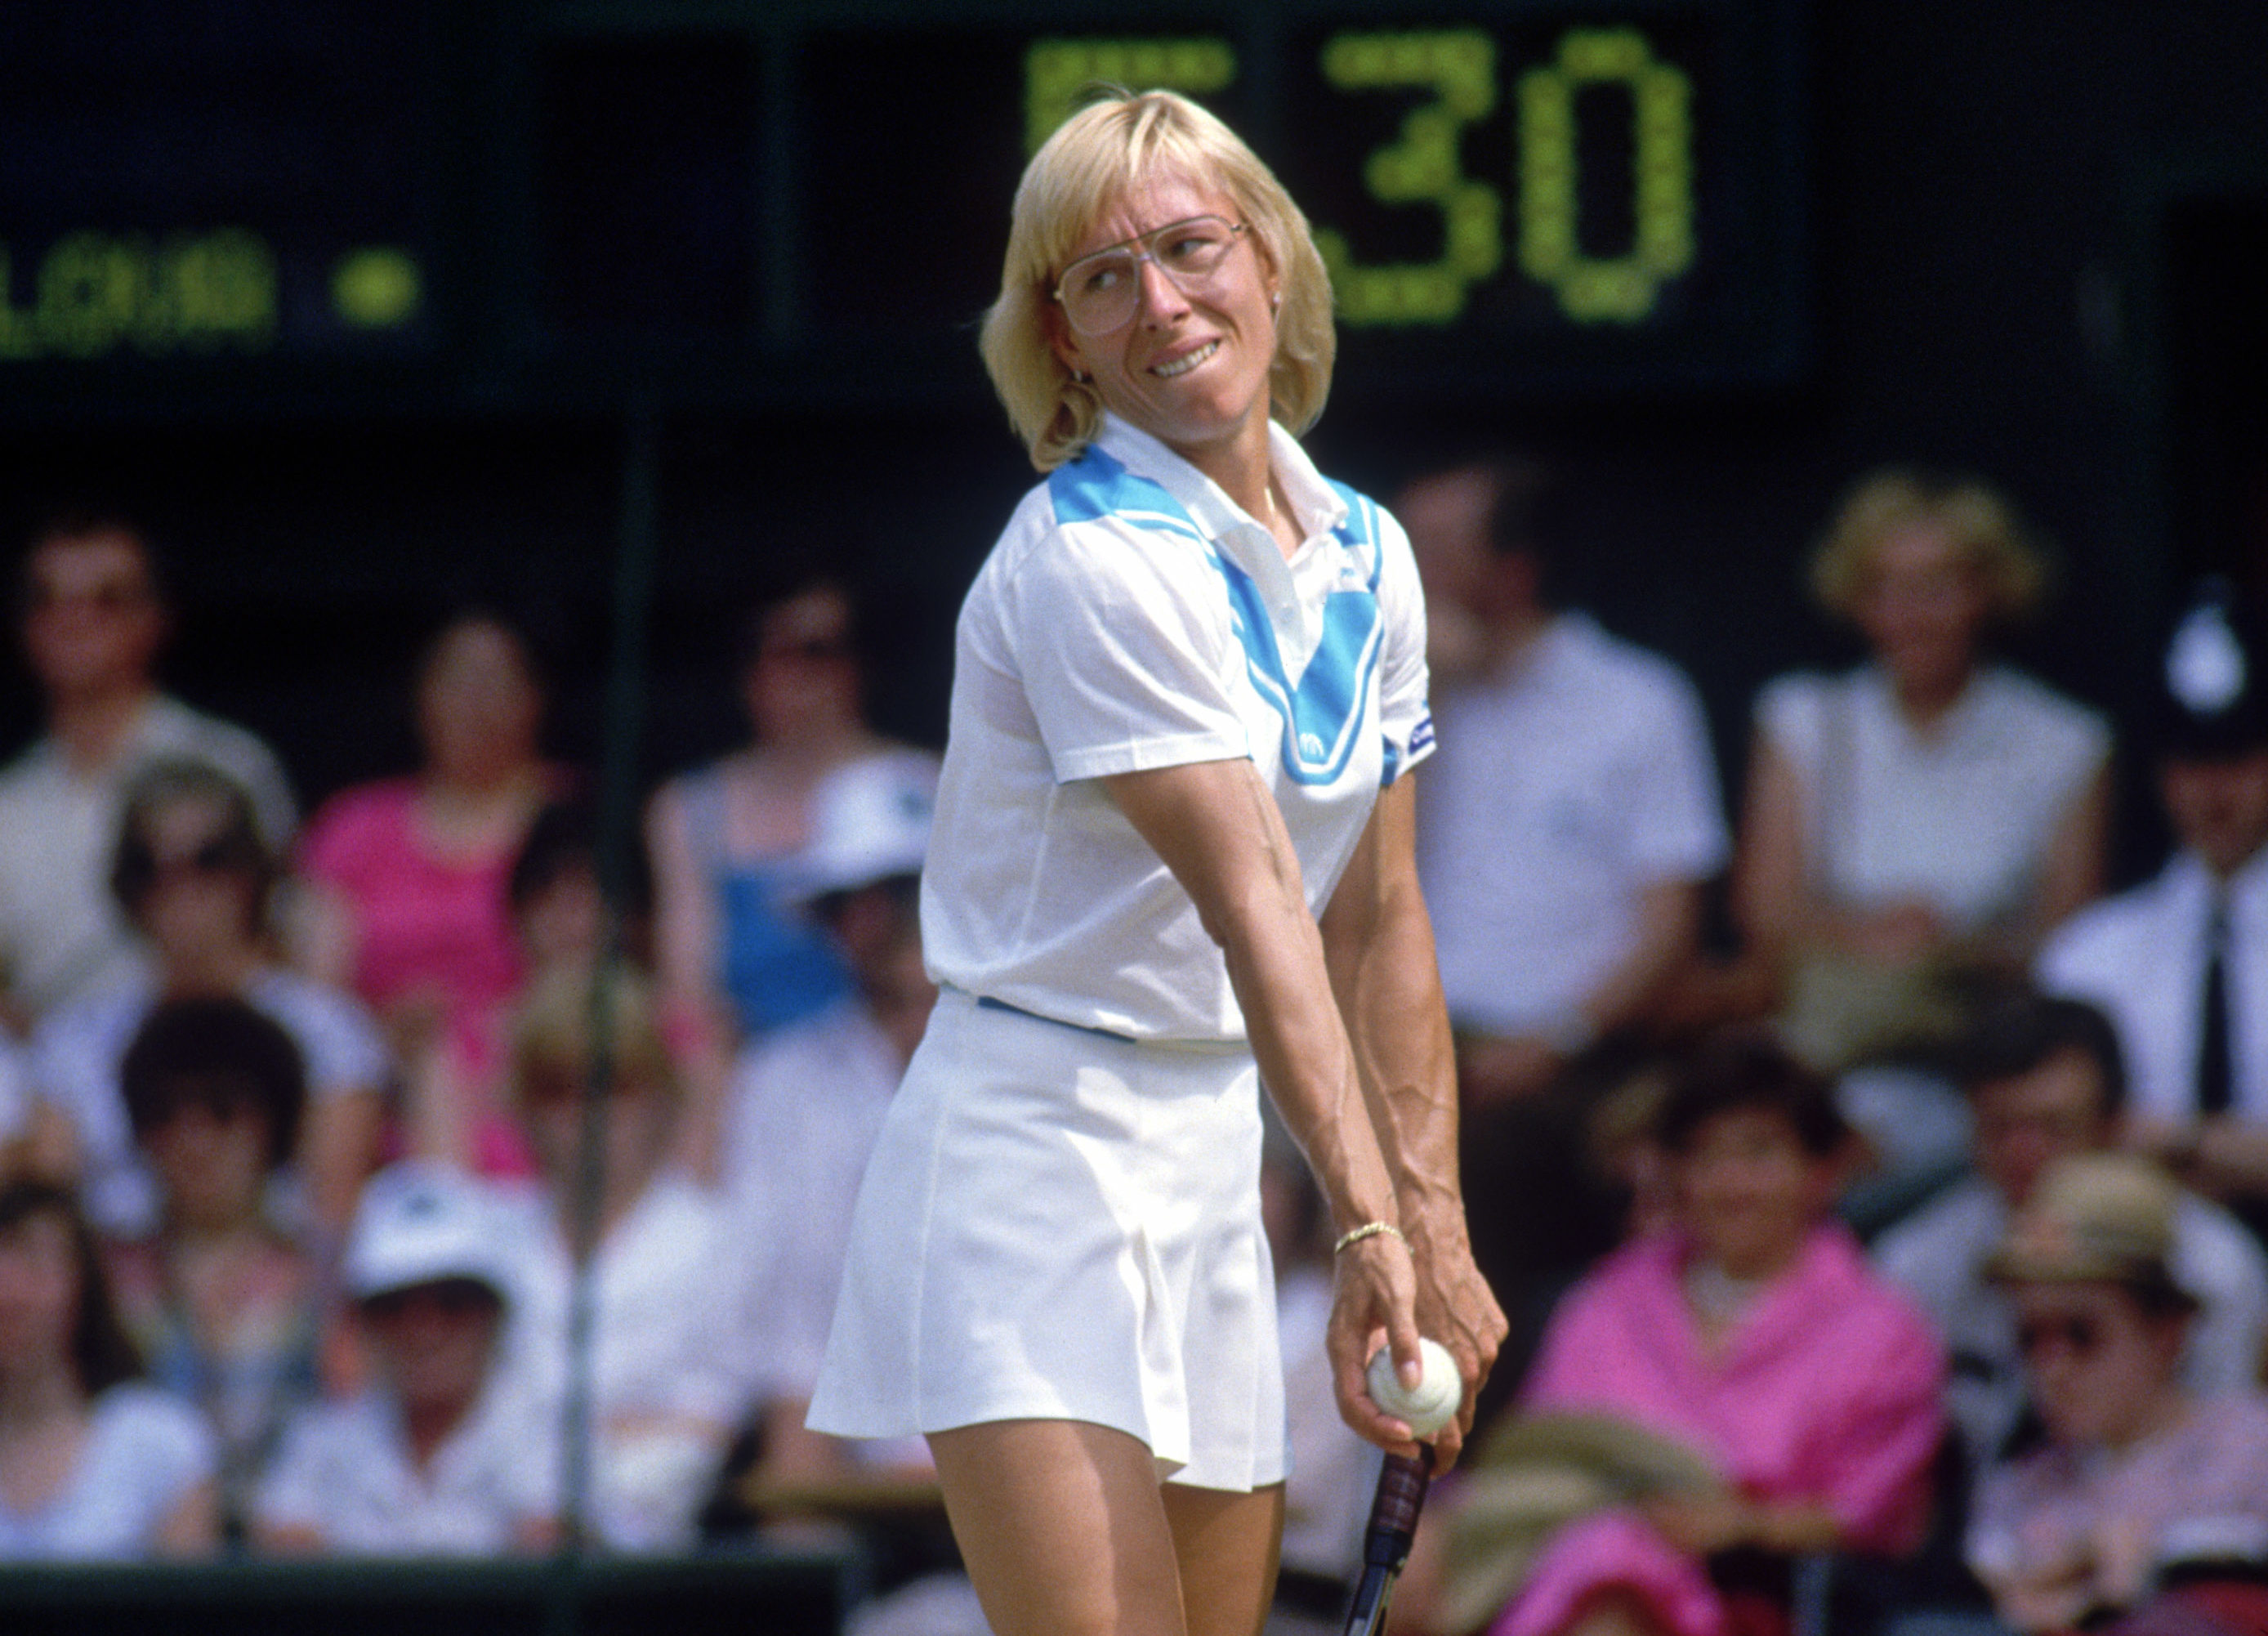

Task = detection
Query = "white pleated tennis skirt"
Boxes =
[806,986,1287,1491]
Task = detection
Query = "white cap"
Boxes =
[788,752,936,904]
[342,1161,518,1307]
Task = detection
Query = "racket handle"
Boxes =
[1341,1446,1435,1635]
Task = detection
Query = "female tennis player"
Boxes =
[807,88,1505,1636]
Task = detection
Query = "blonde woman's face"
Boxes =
[1851,522,1990,694]
[1047,171,1279,470]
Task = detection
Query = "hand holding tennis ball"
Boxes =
[1366,1338,1462,1439]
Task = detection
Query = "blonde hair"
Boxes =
[509,963,676,1111]
[979,88,1336,472]
[1810,467,2050,622]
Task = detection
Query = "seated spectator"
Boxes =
[0,1179,217,1558]
[1968,1153,2268,1634]
[2038,583,2268,1223]
[293,607,563,1068]
[721,752,938,1494]
[1735,470,2110,1073]
[252,1161,555,1556]
[29,758,384,1236]
[0,509,295,1029]
[1877,992,2268,1473]
[1419,1033,1944,1636]
[496,964,755,1550]
[1398,458,1730,1413]
[103,999,321,1539]
[400,797,730,1191]
[647,578,940,1046]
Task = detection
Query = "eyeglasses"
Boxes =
[2016,1313,2105,1359]
[1052,216,1248,336]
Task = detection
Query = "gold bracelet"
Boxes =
[1333,1221,1406,1255]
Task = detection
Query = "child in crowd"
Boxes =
[103,997,320,1539]
[252,1161,553,1555]
[1418,1032,1944,1636]
[0,1179,217,1558]
[1969,1153,2268,1635]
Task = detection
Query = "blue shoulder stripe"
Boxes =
[1048,444,1206,542]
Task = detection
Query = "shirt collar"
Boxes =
[1089,413,1348,552]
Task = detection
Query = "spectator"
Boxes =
[0,1178,217,1558]
[1877,992,2268,1472]
[495,963,755,1550]
[293,607,563,1069]
[1419,1033,1943,1636]
[1967,1153,2268,1634]
[103,998,320,1540]
[29,759,385,1236]
[721,751,937,1493]
[399,797,681,1182]
[2038,583,2268,1220]
[0,510,294,1029]
[1735,470,2110,1071]
[1399,458,1729,1410]
[252,1161,555,1555]
[647,579,939,1045]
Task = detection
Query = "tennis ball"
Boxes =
[1366,1338,1461,1437]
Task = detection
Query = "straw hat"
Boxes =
[1984,1153,2194,1307]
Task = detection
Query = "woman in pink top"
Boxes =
[292,611,562,1061]
[1480,1032,1945,1636]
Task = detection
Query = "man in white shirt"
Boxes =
[1875,992,2268,1473]
[2037,584,2268,1218]
[0,512,294,1026]
[253,1161,557,1556]
[1400,459,1728,1403]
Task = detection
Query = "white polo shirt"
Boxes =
[2036,847,2268,1123]
[1420,614,1727,1036]
[921,415,1433,1042]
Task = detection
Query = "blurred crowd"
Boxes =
[0,468,2265,1636]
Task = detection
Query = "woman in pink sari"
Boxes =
[1488,1031,1945,1636]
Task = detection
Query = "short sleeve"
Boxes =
[1754,671,1831,784]
[1002,525,1250,784]
[269,981,391,1097]
[1371,507,1435,784]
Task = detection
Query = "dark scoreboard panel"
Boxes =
[0,0,1805,416]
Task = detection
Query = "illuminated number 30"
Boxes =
[1323,26,1695,326]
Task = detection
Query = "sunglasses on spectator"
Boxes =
[762,635,854,665]
[24,578,154,615]
[2016,1314,2106,1358]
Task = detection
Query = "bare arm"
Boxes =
[300,1084,384,1234]
[1101,758,1426,1458]
[2020,760,2111,950]
[1315,772,1506,1464]
[1731,730,1813,968]
[151,1476,221,1558]
[646,782,730,1035]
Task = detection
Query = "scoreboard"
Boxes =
[0,0,1806,416]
